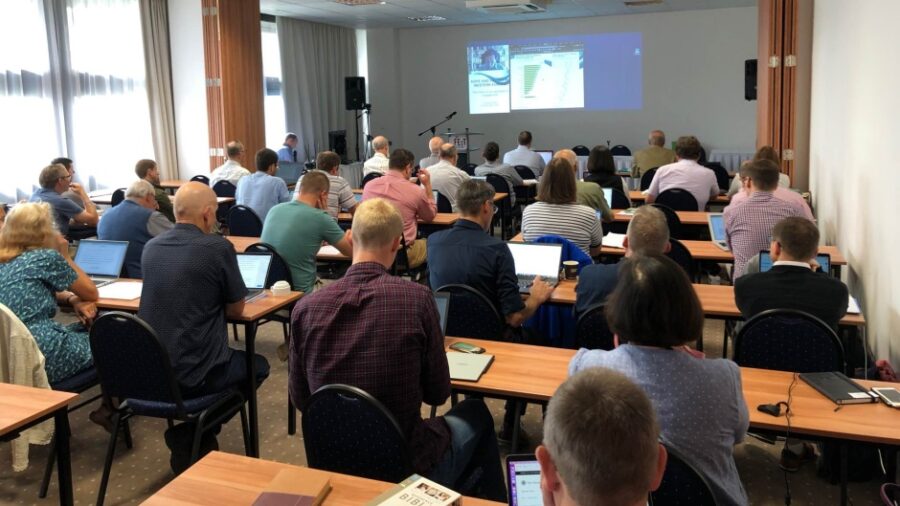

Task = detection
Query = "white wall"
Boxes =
[810,1,900,366]
[366,7,757,160]
[168,0,209,178]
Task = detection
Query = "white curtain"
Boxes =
[276,17,358,163]
[140,0,178,180]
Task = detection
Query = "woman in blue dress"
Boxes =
[0,202,99,384]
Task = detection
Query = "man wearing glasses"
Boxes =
[29,163,98,239]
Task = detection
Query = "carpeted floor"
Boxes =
[0,317,891,505]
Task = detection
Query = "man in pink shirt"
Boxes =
[646,136,720,210]
[728,176,814,220]
[362,148,437,268]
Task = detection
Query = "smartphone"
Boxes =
[449,341,485,354]
[872,387,900,408]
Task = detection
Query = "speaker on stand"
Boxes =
[744,59,757,101]
[346,77,366,161]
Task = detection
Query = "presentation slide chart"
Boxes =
[510,41,584,110]
[468,44,511,114]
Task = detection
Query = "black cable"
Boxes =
[783,372,797,506]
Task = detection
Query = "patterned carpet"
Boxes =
[0,317,890,505]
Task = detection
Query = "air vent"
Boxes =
[330,0,383,6]
[409,15,447,22]
[465,0,549,14]
[624,0,664,6]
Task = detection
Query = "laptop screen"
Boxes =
[759,251,830,274]
[709,214,727,242]
[507,456,542,506]
[73,240,128,277]
[507,243,563,279]
[276,162,304,185]
[534,150,553,165]
[236,253,273,290]
[602,187,613,208]
[433,293,450,335]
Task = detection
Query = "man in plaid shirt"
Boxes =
[725,159,812,278]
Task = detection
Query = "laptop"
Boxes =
[507,454,542,506]
[236,252,273,302]
[507,242,563,294]
[759,250,831,275]
[276,162,304,186]
[433,292,450,335]
[602,187,613,208]
[534,150,553,166]
[73,240,128,287]
[707,213,729,251]
[353,193,363,202]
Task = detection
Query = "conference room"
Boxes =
[2,1,899,505]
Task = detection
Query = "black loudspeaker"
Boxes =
[329,130,348,163]
[345,77,366,110]
[745,59,757,101]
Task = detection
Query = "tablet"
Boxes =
[507,454,542,506]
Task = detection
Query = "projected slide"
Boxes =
[468,32,642,114]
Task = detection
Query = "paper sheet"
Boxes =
[601,233,626,249]
[847,296,861,314]
[318,245,342,256]
[98,281,143,300]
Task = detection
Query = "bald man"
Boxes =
[419,135,444,170]
[633,129,676,178]
[555,149,613,222]
[428,143,471,212]
[139,182,270,474]
[363,135,390,176]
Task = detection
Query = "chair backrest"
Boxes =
[610,188,630,209]
[464,163,478,176]
[301,384,413,483]
[649,443,717,506]
[640,168,658,191]
[666,239,696,281]
[485,174,512,213]
[572,145,590,156]
[110,188,126,207]
[733,309,845,374]
[190,174,210,185]
[650,203,683,239]
[212,180,236,198]
[436,192,453,213]
[514,165,536,180]
[89,312,186,415]
[575,304,614,351]
[610,144,631,156]
[435,284,506,341]
[704,162,731,191]
[227,205,263,237]
[246,242,294,288]
[361,172,382,188]
[656,189,699,211]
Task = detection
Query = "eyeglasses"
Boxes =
[492,204,499,215]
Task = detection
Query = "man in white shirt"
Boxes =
[646,136,719,210]
[429,144,471,212]
[502,130,545,178]
[210,141,250,187]
[362,135,390,176]
[419,136,443,170]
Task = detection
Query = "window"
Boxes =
[262,20,286,151]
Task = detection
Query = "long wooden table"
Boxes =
[613,208,710,225]
[226,236,350,262]
[91,280,302,457]
[90,193,233,206]
[159,179,190,192]
[145,451,504,505]
[338,212,458,228]
[0,383,79,506]
[628,190,730,206]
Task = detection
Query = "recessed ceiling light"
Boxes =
[408,15,447,21]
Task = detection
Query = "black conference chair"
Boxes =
[610,144,631,156]
[89,312,249,506]
[666,239,697,282]
[226,205,263,237]
[514,165,536,180]
[606,188,631,234]
[361,172,382,188]
[110,188,126,207]
[465,163,478,176]
[435,284,507,342]
[572,145,590,156]
[436,192,453,213]
[302,384,413,483]
[640,168,658,191]
[485,174,518,239]
[650,203,684,240]
[732,309,846,374]
[390,235,428,282]
[575,304,614,351]
[704,162,731,191]
[656,189,699,211]
[649,443,717,506]
[190,174,210,185]
[212,180,236,198]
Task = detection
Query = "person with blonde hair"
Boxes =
[0,202,98,383]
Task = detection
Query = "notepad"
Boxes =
[252,468,331,506]
[521,179,538,186]
[799,371,877,405]
[446,352,494,382]
[601,233,626,249]
[317,245,342,256]
[847,296,861,314]
[97,281,143,300]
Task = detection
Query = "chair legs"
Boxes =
[232,322,240,341]
[38,436,57,498]
[240,406,251,456]
[288,396,297,435]
[96,411,123,506]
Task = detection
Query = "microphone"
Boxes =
[446,111,457,120]
[292,150,297,162]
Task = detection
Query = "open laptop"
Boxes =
[236,252,273,302]
[707,213,729,251]
[507,242,563,294]
[73,240,128,287]
[507,454,542,506]
[433,292,450,335]
[534,150,553,166]
[602,187,613,208]
[276,162,304,186]
[759,250,831,275]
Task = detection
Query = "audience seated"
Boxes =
[428,144,471,212]
[570,254,749,506]
[727,146,791,199]
[556,149,612,222]
[538,368,666,506]
[29,164,99,239]
[474,141,523,207]
[138,182,270,472]
[575,205,670,317]
[210,141,251,187]
[632,129,676,178]
[521,158,603,256]
[289,198,506,501]
[419,135,443,170]
[277,133,299,163]
[302,150,357,219]
[362,135,390,176]
[646,135,719,210]
[97,180,174,278]
[235,148,291,222]
[502,130,546,178]
[362,148,436,269]
[135,158,175,222]
[583,145,631,205]
[0,202,98,384]
[51,157,86,208]
[725,159,812,278]
[736,217,848,328]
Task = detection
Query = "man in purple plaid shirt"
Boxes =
[289,198,506,501]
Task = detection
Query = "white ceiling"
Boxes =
[260,0,756,29]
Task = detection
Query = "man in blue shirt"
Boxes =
[29,164,98,238]
[235,148,292,222]
[502,131,546,178]
[277,133,299,162]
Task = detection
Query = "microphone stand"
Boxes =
[418,112,456,137]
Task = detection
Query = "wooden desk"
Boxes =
[91,280,302,457]
[338,212,458,227]
[0,384,79,506]
[226,236,350,262]
[159,179,190,192]
[613,209,710,226]
[90,194,234,206]
[628,190,730,206]
[350,189,508,205]
[145,451,504,506]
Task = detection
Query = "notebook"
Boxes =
[252,468,331,506]
[758,251,831,275]
[446,351,494,381]
[707,213,728,251]
[434,292,450,335]
[506,242,562,294]
[601,232,626,249]
[799,371,877,405]
[236,252,273,302]
[507,454,542,506]
[73,240,129,287]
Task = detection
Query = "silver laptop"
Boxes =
[602,187,613,208]
[236,252,273,302]
[708,213,729,251]
[73,240,128,287]
[433,292,450,335]
[534,150,553,165]
[507,242,563,294]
